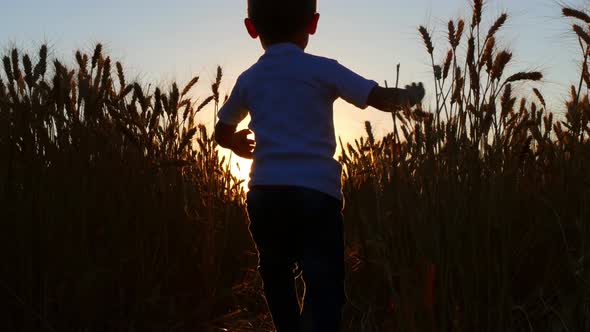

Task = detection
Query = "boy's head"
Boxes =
[245,0,319,48]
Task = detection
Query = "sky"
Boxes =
[1,0,586,180]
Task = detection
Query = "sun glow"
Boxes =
[230,156,252,192]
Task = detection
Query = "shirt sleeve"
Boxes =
[328,60,378,109]
[217,77,249,125]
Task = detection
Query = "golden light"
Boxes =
[230,156,252,192]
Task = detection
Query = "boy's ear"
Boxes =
[244,18,259,39]
[306,13,320,35]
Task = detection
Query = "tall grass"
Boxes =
[339,3,590,331]
[0,45,257,331]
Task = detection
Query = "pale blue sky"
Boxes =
[1,0,584,142]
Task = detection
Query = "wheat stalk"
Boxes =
[563,7,590,23]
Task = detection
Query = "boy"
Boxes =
[214,1,425,331]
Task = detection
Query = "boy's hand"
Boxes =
[214,122,255,159]
[230,129,255,159]
[405,82,425,106]
[367,83,426,113]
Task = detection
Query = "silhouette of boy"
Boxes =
[214,1,425,331]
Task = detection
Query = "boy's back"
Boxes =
[218,43,377,199]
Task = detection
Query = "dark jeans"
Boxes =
[246,186,345,332]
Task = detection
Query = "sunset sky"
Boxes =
[2,0,585,180]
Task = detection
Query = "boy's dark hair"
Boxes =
[248,0,317,44]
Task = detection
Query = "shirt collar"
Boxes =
[264,43,304,56]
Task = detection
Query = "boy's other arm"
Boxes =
[214,122,255,159]
[367,83,425,112]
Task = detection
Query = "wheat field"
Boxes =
[1,2,589,331]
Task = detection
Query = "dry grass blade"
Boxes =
[365,121,376,146]
[467,36,475,66]
[11,49,24,93]
[212,66,223,102]
[500,84,513,115]
[23,54,33,87]
[490,50,513,81]
[178,127,198,152]
[443,50,453,80]
[197,95,215,112]
[434,65,442,81]
[116,62,126,92]
[563,7,590,23]
[3,56,14,83]
[583,61,590,89]
[573,24,590,45]
[181,76,199,97]
[448,20,457,48]
[91,43,102,69]
[456,20,465,47]
[451,70,464,105]
[505,71,543,83]
[533,88,546,108]
[33,45,47,81]
[75,51,84,70]
[481,37,495,71]
[472,0,483,28]
[486,13,508,40]
[419,26,434,55]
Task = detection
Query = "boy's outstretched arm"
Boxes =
[367,83,425,112]
[214,122,255,159]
